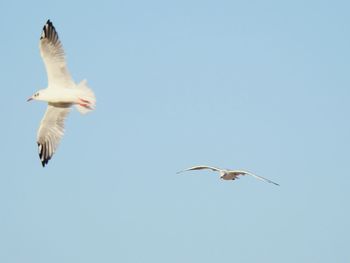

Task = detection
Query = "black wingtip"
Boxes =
[46,19,53,27]
[37,142,51,167]
[40,156,51,167]
[40,19,57,41]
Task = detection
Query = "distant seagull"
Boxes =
[177,165,279,186]
[27,20,96,167]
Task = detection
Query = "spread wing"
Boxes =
[36,104,71,167]
[233,170,280,186]
[39,20,74,89]
[177,165,222,174]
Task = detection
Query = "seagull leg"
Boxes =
[78,98,93,109]
[79,98,90,104]
[79,103,93,109]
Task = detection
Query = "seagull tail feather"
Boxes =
[75,79,96,114]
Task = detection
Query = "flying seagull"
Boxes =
[177,165,279,186]
[27,20,96,167]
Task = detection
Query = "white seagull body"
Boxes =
[28,20,96,167]
[177,165,279,186]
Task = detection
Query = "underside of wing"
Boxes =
[235,170,280,186]
[36,105,71,167]
[39,20,74,88]
[177,165,221,174]
[230,170,248,176]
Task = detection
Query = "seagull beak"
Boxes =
[27,97,33,102]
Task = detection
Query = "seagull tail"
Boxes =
[75,79,96,114]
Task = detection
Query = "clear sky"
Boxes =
[0,0,349,262]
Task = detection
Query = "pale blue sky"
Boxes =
[0,0,349,262]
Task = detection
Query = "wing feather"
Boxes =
[233,170,280,186]
[36,105,70,167]
[177,165,222,174]
[39,20,74,89]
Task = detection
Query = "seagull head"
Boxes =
[27,89,46,102]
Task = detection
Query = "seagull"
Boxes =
[177,165,279,186]
[27,20,96,167]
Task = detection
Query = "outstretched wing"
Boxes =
[234,170,280,186]
[39,20,74,89]
[177,165,222,174]
[36,104,71,167]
